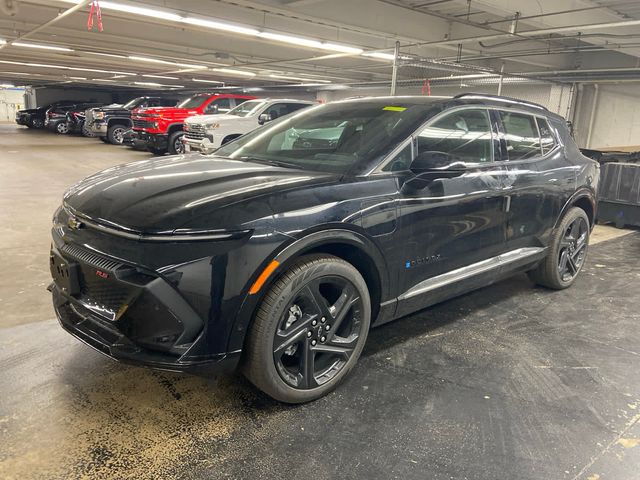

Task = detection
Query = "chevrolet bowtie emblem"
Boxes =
[67,216,84,230]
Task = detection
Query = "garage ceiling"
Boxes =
[2,0,640,91]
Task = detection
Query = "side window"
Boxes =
[205,97,232,114]
[382,142,412,172]
[264,103,307,120]
[536,117,557,155]
[417,108,493,163]
[499,111,541,160]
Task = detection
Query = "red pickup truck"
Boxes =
[131,93,256,155]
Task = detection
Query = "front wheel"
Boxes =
[55,122,69,134]
[168,131,186,155]
[243,254,371,403]
[107,124,126,144]
[528,207,590,289]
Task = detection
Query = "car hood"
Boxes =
[18,108,39,114]
[63,156,336,233]
[137,106,198,117]
[185,114,242,125]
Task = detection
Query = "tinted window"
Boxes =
[536,117,556,154]
[177,94,210,109]
[215,102,435,174]
[206,97,232,113]
[264,103,308,120]
[500,111,541,160]
[417,108,493,163]
[382,142,412,172]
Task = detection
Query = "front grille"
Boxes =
[61,243,121,271]
[80,273,132,315]
[185,131,206,140]
[133,119,153,129]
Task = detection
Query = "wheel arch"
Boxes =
[167,123,184,136]
[227,228,390,353]
[556,188,597,229]
[107,117,132,128]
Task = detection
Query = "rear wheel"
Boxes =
[168,131,186,155]
[55,122,69,134]
[243,254,370,403]
[528,207,590,289]
[107,124,127,145]
[29,117,43,129]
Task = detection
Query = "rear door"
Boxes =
[496,110,572,250]
[392,107,509,315]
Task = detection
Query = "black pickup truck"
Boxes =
[15,101,77,129]
[86,96,179,145]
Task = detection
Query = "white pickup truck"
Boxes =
[182,98,315,154]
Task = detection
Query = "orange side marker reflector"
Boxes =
[249,260,280,295]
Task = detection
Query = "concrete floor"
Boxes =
[1,124,639,479]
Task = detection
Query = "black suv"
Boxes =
[86,96,180,145]
[15,101,76,129]
[50,94,598,403]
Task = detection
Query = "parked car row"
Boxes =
[16,93,317,157]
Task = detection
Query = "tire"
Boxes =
[243,254,371,403]
[107,124,127,145]
[55,122,69,134]
[147,146,166,156]
[29,117,43,129]
[528,207,590,290]
[168,131,186,155]
[99,136,110,144]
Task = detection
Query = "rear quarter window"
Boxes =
[500,111,541,160]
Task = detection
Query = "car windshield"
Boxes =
[228,100,267,117]
[123,97,144,109]
[214,100,440,174]
[176,94,210,109]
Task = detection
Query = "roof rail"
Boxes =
[453,93,549,112]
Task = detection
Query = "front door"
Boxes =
[393,107,508,316]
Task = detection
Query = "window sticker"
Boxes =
[383,106,406,112]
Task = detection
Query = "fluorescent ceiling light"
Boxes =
[211,68,256,77]
[0,83,15,88]
[0,39,6,45]
[0,71,32,75]
[143,74,179,80]
[60,1,363,55]
[85,52,126,59]
[128,55,207,70]
[182,17,259,36]
[269,74,330,83]
[68,76,87,80]
[134,81,184,88]
[192,78,224,84]
[362,52,395,60]
[12,42,73,52]
[92,78,116,82]
[0,59,135,75]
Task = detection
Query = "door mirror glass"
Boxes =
[258,113,272,125]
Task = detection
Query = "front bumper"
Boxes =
[88,120,108,135]
[183,134,218,154]
[136,130,168,150]
[49,241,241,375]
[15,114,28,126]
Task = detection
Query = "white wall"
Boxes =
[573,84,640,149]
[0,88,25,122]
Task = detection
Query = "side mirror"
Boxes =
[258,113,272,125]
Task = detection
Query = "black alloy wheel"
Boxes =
[107,125,126,145]
[528,206,590,289]
[273,276,364,389]
[168,131,186,155]
[244,254,371,403]
[558,216,588,282]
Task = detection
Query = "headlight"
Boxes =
[94,111,105,119]
[204,123,220,130]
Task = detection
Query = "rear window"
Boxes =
[536,117,557,154]
[500,111,541,160]
[177,94,210,109]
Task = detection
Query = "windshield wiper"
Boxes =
[238,156,301,170]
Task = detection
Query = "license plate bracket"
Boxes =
[50,252,81,296]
